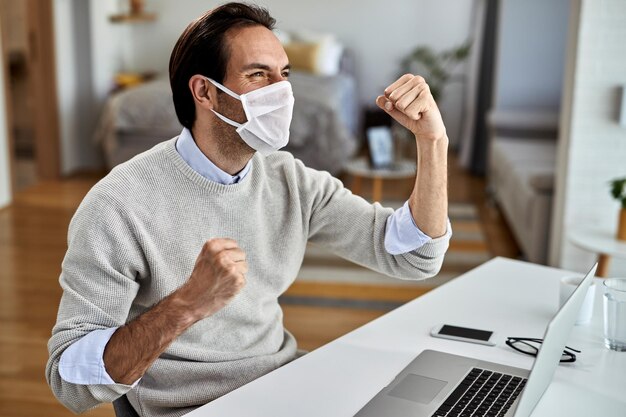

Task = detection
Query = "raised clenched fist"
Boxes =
[376,74,447,143]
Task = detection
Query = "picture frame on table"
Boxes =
[366,126,394,169]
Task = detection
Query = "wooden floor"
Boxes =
[0,152,519,417]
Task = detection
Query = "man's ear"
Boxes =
[189,75,216,110]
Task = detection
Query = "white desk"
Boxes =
[186,258,626,416]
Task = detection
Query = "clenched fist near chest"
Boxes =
[178,238,248,320]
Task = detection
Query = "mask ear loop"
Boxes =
[205,77,245,128]
[211,109,243,129]
[206,77,240,100]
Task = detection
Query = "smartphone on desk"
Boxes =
[430,324,497,346]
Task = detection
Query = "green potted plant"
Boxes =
[400,42,472,102]
[610,177,626,241]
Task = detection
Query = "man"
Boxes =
[46,3,451,416]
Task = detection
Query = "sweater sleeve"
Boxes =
[46,189,147,413]
[298,161,451,280]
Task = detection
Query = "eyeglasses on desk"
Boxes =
[505,337,580,363]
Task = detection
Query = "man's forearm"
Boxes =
[409,135,449,238]
[102,239,247,385]
[102,289,199,385]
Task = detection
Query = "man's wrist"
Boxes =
[168,286,207,327]
[415,133,449,153]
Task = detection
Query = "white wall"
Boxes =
[0,17,12,208]
[125,0,473,104]
[551,0,626,275]
[54,0,102,175]
[89,0,130,107]
[493,0,570,112]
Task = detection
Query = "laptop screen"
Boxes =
[513,263,597,417]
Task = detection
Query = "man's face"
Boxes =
[215,25,290,125]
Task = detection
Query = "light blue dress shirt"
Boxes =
[59,127,438,385]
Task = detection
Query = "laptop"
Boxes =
[354,263,597,417]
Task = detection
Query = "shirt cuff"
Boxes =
[59,327,140,387]
[384,201,451,255]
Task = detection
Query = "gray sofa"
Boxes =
[487,109,559,264]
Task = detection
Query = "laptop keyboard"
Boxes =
[432,367,527,417]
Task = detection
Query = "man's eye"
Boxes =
[251,72,265,77]
[282,72,290,78]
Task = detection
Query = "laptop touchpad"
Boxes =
[388,374,448,404]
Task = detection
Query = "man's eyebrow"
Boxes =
[241,63,291,71]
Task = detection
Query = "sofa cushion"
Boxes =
[488,136,557,264]
[491,137,556,193]
[487,109,559,131]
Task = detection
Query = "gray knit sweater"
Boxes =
[46,138,451,417]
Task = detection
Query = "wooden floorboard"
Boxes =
[284,281,432,302]
[282,304,386,352]
[0,151,519,415]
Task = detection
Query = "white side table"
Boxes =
[343,157,416,202]
[569,228,626,277]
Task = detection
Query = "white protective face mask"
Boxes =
[207,78,295,155]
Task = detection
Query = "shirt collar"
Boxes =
[175,128,251,185]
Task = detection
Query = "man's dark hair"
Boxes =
[169,2,276,129]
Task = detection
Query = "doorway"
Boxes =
[0,0,60,192]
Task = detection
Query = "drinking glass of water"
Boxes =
[603,278,626,351]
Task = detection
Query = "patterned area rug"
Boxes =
[293,202,492,289]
